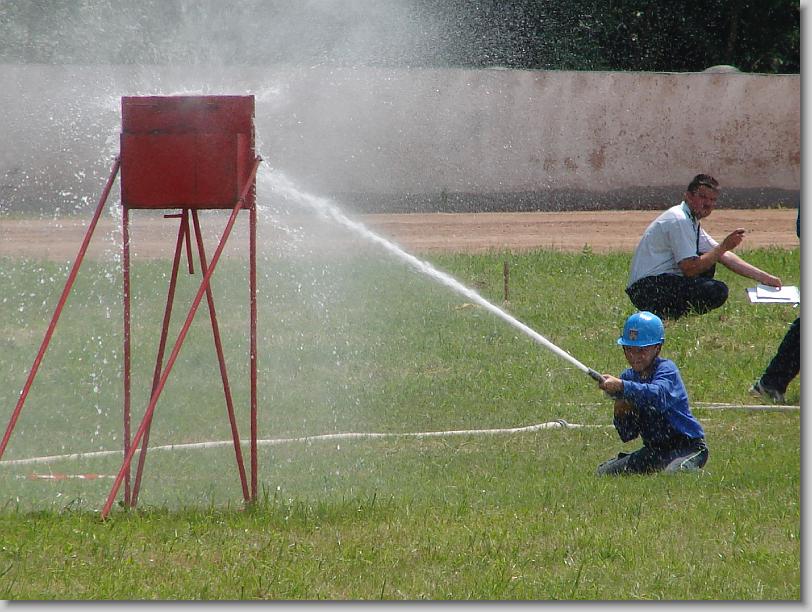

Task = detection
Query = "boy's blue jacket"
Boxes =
[615,357,705,447]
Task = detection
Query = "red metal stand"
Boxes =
[0,95,262,519]
[104,161,260,518]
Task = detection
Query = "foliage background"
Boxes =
[0,0,800,73]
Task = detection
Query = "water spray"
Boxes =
[263,170,604,383]
[0,95,263,519]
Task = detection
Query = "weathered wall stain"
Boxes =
[0,65,799,213]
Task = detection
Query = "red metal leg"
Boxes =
[122,203,131,505]
[130,210,191,507]
[250,203,258,502]
[184,212,195,274]
[101,201,245,519]
[190,210,250,501]
[0,157,121,461]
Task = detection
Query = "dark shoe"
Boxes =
[750,379,785,403]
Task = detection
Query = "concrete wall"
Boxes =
[0,64,799,213]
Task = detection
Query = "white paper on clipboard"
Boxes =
[747,284,800,304]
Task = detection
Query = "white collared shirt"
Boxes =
[627,202,719,287]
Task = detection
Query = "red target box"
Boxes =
[120,95,255,209]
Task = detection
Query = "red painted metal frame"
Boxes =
[250,204,258,499]
[1,95,261,518]
[122,202,131,505]
[101,157,261,519]
[0,154,261,517]
[0,157,122,462]
[125,207,251,508]
[190,208,251,502]
[128,209,193,507]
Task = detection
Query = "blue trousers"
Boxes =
[597,439,709,475]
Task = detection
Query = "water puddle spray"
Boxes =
[260,167,601,382]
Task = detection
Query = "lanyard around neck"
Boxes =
[682,202,700,254]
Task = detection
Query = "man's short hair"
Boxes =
[687,174,719,194]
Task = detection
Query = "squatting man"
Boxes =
[625,174,781,320]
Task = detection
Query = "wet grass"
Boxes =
[0,244,800,600]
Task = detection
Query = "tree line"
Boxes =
[0,0,799,73]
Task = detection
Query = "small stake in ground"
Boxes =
[503,260,510,304]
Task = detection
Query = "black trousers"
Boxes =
[596,438,709,475]
[761,317,801,393]
[626,267,728,320]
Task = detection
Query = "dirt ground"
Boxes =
[0,209,799,260]
[363,209,799,254]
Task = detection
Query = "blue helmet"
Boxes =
[617,311,665,347]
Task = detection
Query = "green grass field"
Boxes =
[0,237,800,600]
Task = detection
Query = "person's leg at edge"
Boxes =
[759,317,801,394]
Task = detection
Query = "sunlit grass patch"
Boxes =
[0,246,800,600]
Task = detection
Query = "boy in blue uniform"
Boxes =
[596,311,708,475]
